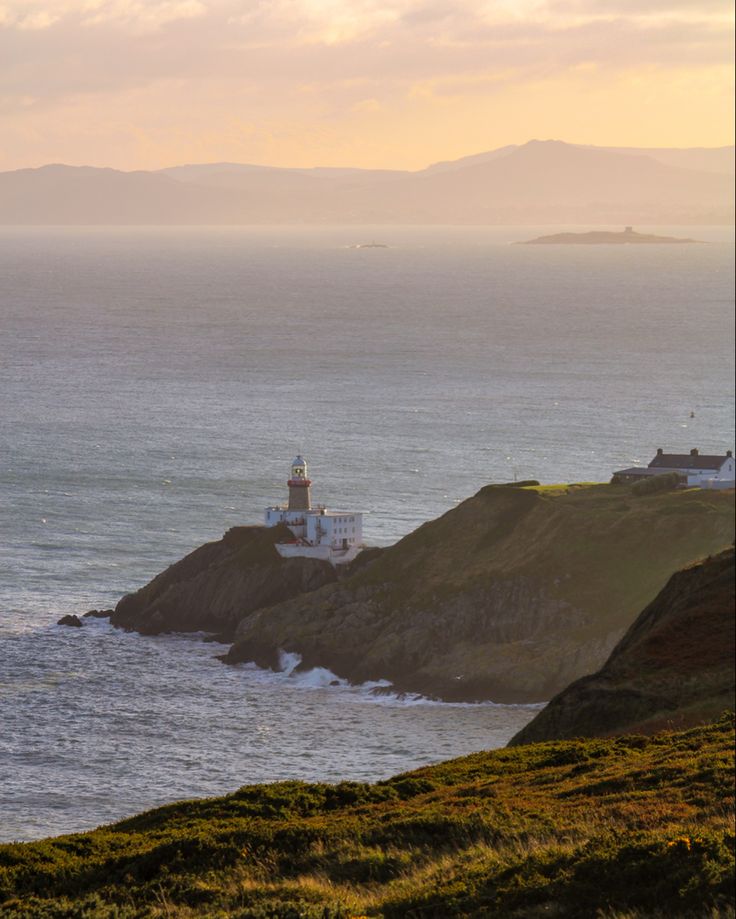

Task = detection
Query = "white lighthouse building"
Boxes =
[264,456,364,565]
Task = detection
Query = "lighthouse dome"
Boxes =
[291,455,308,478]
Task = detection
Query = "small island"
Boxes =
[518,226,700,245]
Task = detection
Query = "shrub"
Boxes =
[632,473,683,496]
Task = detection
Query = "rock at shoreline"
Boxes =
[509,548,736,744]
[57,614,83,627]
[82,609,113,619]
[110,524,338,636]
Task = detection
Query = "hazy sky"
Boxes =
[1,0,733,171]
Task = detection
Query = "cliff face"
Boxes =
[110,525,337,637]
[224,484,734,702]
[509,548,735,744]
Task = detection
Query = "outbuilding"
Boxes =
[613,448,735,489]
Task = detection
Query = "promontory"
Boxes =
[108,480,734,703]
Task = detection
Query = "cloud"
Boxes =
[352,97,383,112]
[550,0,732,14]
[2,0,731,97]
[0,0,732,169]
[16,10,62,29]
[84,1,207,29]
[0,0,207,31]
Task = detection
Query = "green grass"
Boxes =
[521,481,604,494]
[1,716,734,918]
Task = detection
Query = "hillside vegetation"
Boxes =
[511,548,736,744]
[1,717,733,918]
[226,483,735,702]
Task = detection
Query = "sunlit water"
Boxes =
[1,225,733,841]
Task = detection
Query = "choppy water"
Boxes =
[1,225,733,842]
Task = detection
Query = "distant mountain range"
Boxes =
[1,139,733,225]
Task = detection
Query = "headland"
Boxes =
[101,478,734,704]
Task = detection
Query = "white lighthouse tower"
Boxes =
[264,455,364,565]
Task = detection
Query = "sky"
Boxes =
[0,0,733,171]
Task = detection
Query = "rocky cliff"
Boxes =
[509,547,735,744]
[110,524,337,637]
[224,483,734,702]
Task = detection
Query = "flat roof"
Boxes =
[266,506,361,517]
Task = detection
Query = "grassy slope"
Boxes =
[1,718,734,918]
[352,483,731,617]
[228,483,735,701]
[510,548,736,745]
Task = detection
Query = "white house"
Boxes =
[264,455,364,564]
[613,448,735,489]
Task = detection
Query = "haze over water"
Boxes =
[1,225,734,841]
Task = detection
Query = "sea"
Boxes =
[1,225,734,842]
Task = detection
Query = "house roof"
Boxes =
[613,467,658,477]
[648,452,731,471]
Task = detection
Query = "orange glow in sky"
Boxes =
[0,0,733,170]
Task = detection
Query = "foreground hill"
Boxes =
[1,718,733,918]
[224,483,734,702]
[510,548,736,745]
[1,140,732,224]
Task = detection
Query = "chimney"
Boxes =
[727,450,733,458]
[690,448,699,456]
[656,448,663,455]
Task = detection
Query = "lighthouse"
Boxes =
[287,455,312,511]
[264,455,364,565]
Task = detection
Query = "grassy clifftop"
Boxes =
[1,717,733,917]
[226,483,735,702]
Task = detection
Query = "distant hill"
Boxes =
[1,140,732,224]
[575,143,734,176]
[509,548,736,744]
[424,141,735,177]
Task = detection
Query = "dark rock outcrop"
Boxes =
[224,484,734,702]
[110,525,338,636]
[509,548,736,743]
[57,614,83,627]
[83,609,113,619]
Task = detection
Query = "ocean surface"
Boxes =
[1,225,734,842]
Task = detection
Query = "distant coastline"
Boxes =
[1,141,732,225]
[518,226,701,245]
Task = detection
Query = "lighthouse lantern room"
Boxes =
[264,455,363,565]
[287,455,312,511]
